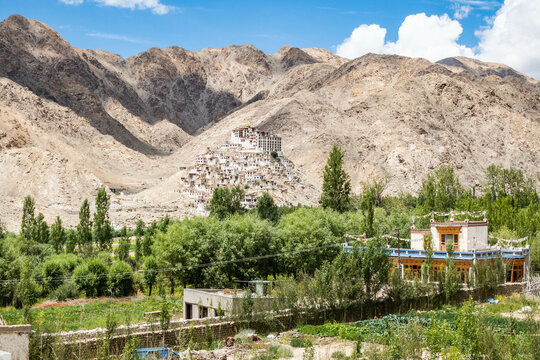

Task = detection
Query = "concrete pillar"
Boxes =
[192,304,200,319]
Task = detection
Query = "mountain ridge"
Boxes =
[0,14,538,231]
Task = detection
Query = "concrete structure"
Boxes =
[0,325,31,360]
[183,282,273,320]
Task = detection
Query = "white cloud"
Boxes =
[60,0,173,15]
[336,13,474,62]
[335,24,386,59]
[476,0,540,79]
[453,5,472,19]
[335,1,540,80]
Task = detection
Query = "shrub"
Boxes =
[53,282,79,301]
[42,259,65,292]
[109,261,135,297]
[72,258,109,297]
[267,345,293,358]
[290,338,312,348]
[331,351,346,359]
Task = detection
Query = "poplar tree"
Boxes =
[134,220,145,262]
[116,226,130,262]
[77,199,93,253]
[321,144,352,213]
[49,216,66,253]
[143,256,159,295]
[32,213,49,244]
[93,187,113,250]
[21,196,35,240]
[441,243,459,304]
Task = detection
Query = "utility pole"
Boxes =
[396,228,401,278]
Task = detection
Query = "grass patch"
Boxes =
[253,345,294,360]
[0,296,182,332]
[482,293,539,315]
[290,337,312,348]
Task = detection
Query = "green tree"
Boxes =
[42,257,66,292]
[440,243,460,304]
[77,199,93,253]
[256,192,279,223]
[360,187,375,237]
[72,258,109,297]
[32,213,49,243]
[21,196,35,240]
[421,233,434,283]
[321,144,352,212]
[49,216,66,253]
[209,186,245,219]
[142,232,153,257]
[15,258,39,308]
[93,188,113,250]
[134,220,145,262]
[419,166,464,212]
[142,256,159,295]
[109,261,135,297]
[278,208,344,275]
[115,226,130,262]
[65,229,77,254]
[158,215,170,232]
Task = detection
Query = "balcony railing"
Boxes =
[342,246,530,260]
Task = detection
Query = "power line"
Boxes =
[0,242,344,286]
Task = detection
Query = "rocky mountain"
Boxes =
[0,14,539,231]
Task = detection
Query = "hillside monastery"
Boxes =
[179,126,294,215]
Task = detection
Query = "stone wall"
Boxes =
[0,325,31,360]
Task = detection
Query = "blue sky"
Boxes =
[0,0,499,57]
[1,0,539,79]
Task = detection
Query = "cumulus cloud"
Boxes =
[335,24,386,59]
[60,0,173,15]
[335,0,540,79]
[336,13,474,62]
[476,0,540,79]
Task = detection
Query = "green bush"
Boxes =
[42,259,65,292]
[109,261,135,297]
[290,338,312,348]
[52,282,79,301]
[330,351,346,359]
[72,258,109,297]
[267,345,293,358]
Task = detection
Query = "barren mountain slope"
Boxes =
[0,14,539,232]
[0,78,177,230]
[162,54,540,198]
